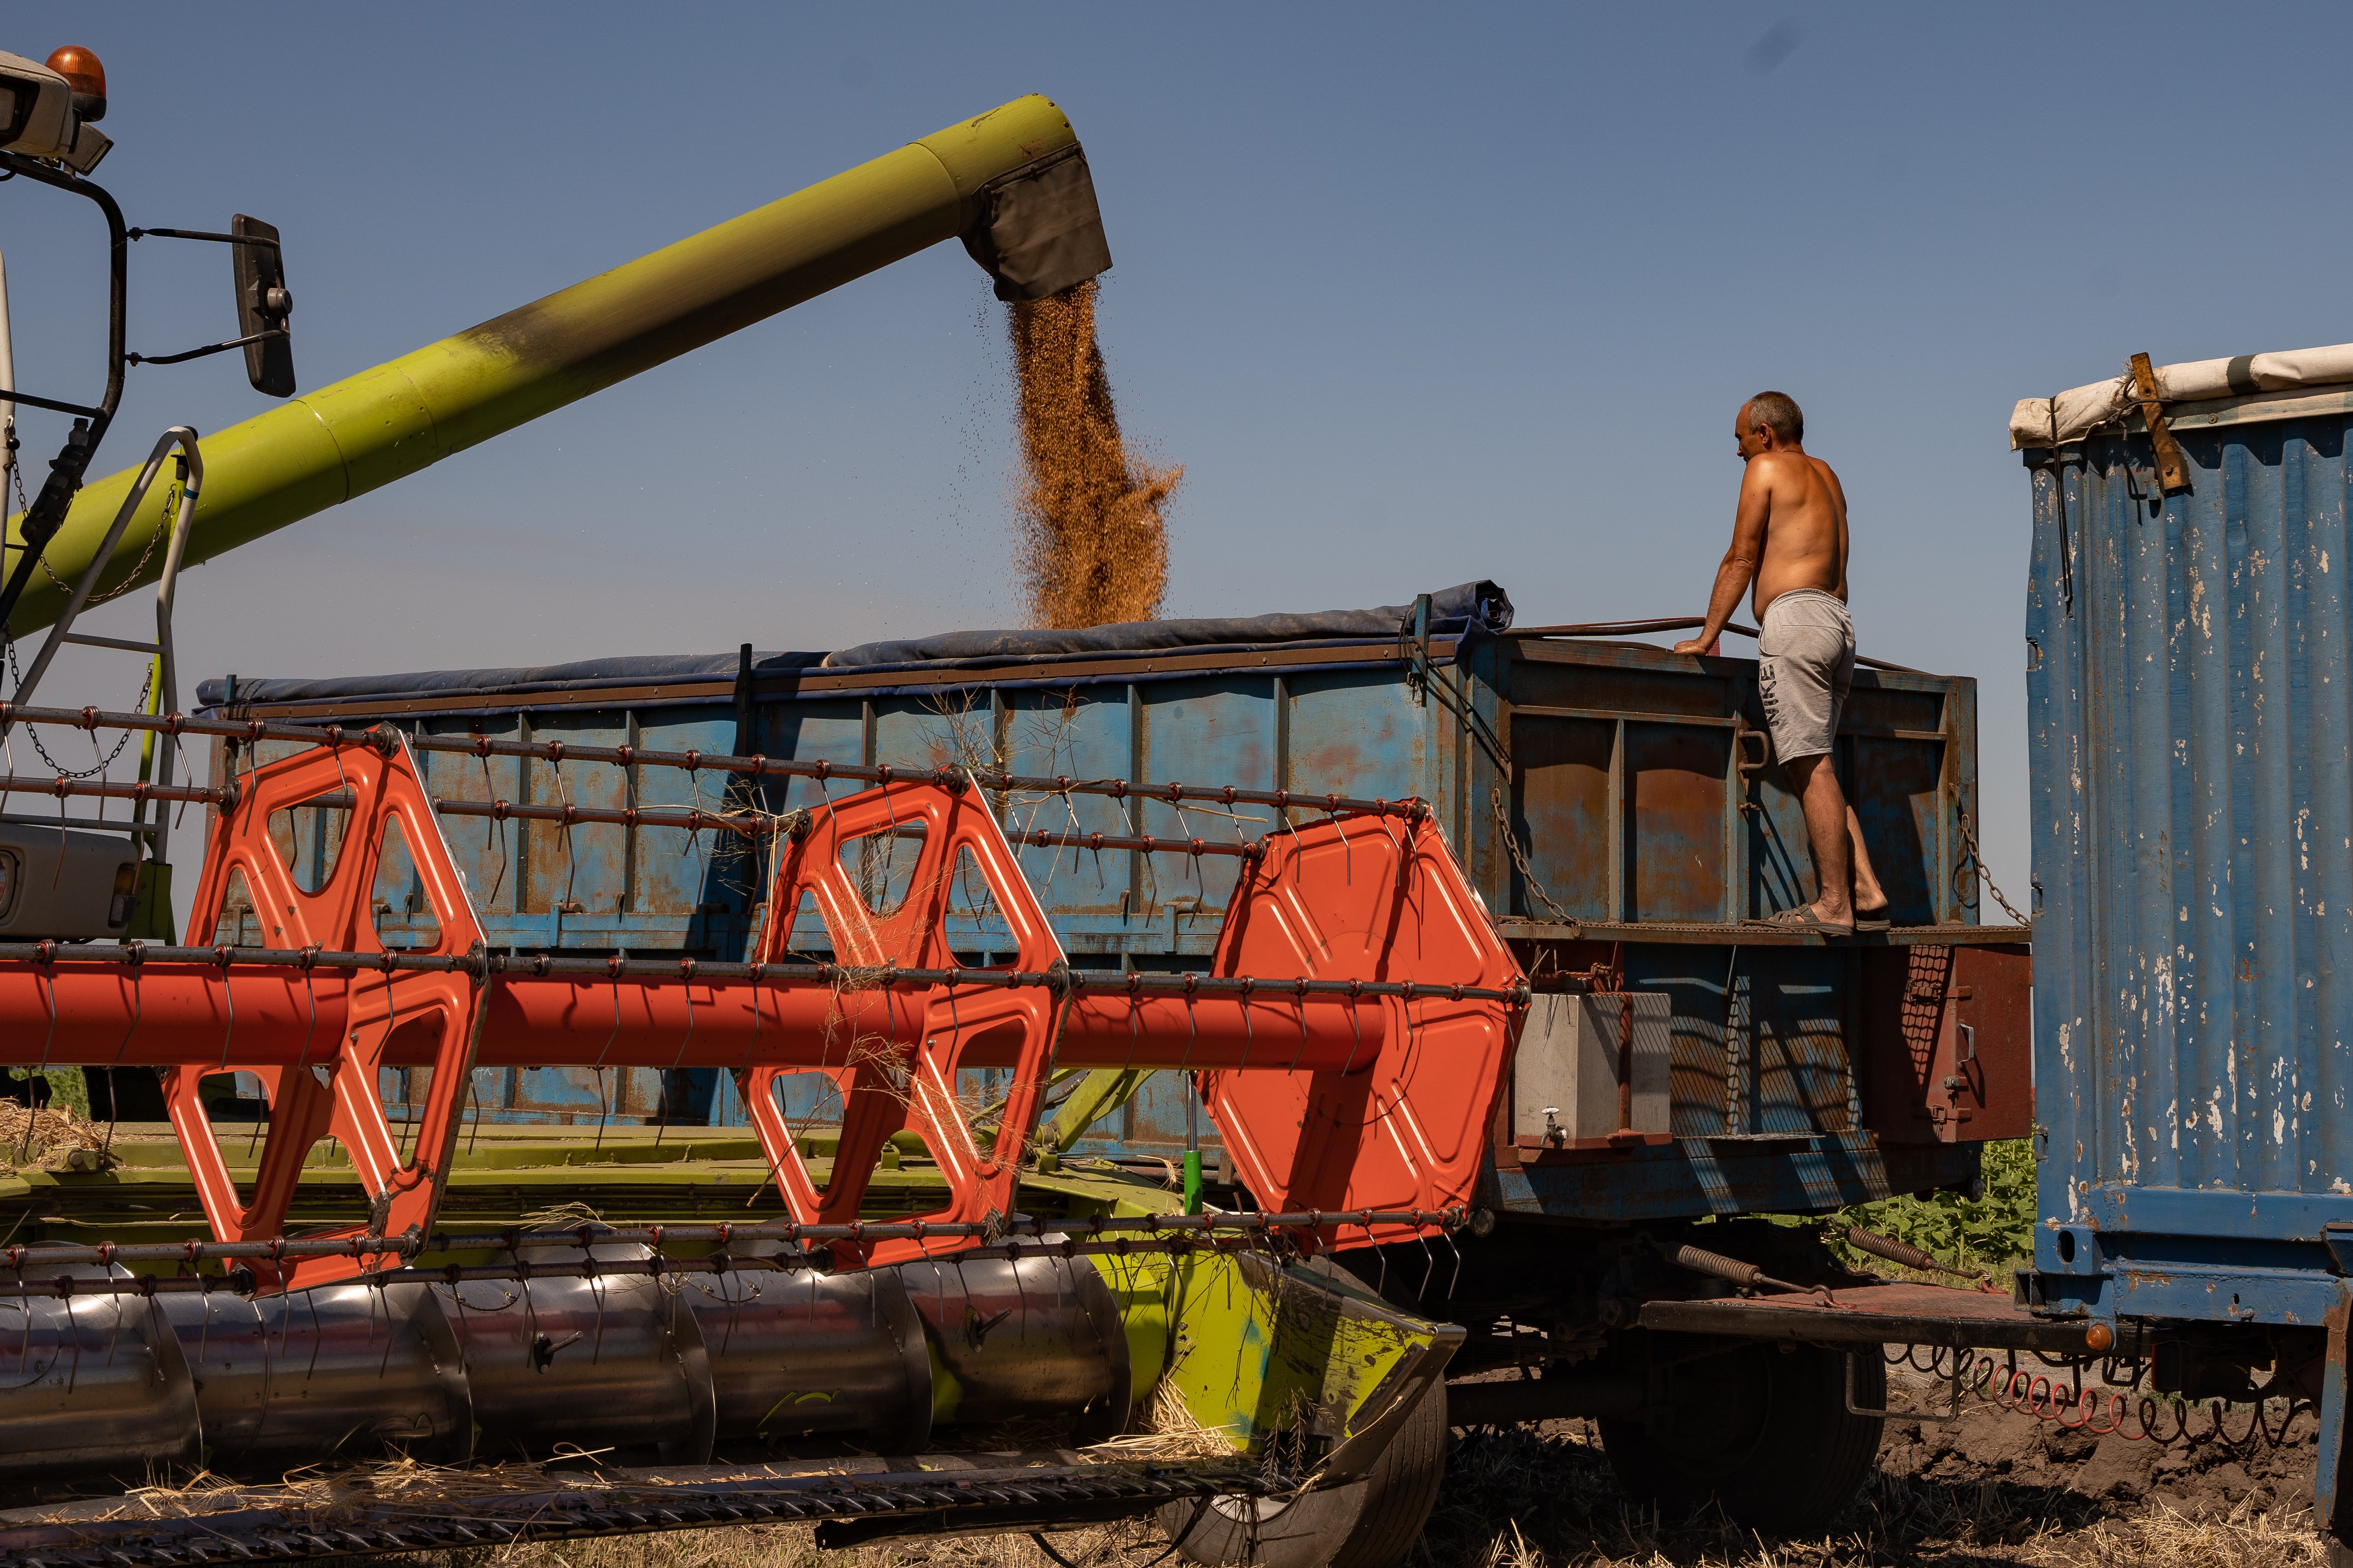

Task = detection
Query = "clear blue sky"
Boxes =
[9,2,2350,917]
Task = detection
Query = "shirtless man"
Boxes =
[1674,392,1888,935]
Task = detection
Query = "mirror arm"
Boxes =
[127,327,288,368]
[127,226,279,250]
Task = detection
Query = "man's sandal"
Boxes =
[1854,911,1892,933]
[1743,907,1854,938]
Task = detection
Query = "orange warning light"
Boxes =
[44,46,105,121]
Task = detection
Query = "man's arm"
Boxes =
[1674,465,1771,655]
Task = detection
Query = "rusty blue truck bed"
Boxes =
[199,581,2026,1223]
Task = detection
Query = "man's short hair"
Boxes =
[1745,391,1804,445]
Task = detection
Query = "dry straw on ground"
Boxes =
[1009,281,1179,630]
[0,1099,108,1173]
[39,1413,2341,1568]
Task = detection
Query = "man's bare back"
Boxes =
[1742,447,1847,617]
[1674,400,1848,650]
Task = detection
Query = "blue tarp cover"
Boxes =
[196,581,1511,711]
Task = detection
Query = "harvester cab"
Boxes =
[0,44,298,945]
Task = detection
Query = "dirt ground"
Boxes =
[309,1369,2334,1568]
[1407,1376,2330,1567]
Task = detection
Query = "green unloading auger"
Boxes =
[2,94,1111,635]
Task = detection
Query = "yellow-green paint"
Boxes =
[125,860,174,941]
[926,1334,966,1426]
[1087,1249,1445,1456]
[1092,1251,1182,1414]
[5,94,1081,634]
[1044,1067,1152,1154]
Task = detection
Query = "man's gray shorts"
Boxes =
[1757,589,1854,764]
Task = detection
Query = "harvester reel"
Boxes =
[741,775,1068,1266]
[172,729,485,1289]
[1204,811,1522,1239]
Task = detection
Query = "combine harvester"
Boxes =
[0,44,1512,1568]
[20,34,2353,1568]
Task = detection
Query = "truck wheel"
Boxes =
[1160,1381,1446,1568]
[1598,1343,1882,1532]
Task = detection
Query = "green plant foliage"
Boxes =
[1832,1138,2037,1274]
[3,1066,89,1118]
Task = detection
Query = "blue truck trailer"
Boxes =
[201,581,2029,1214]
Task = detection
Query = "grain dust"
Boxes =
[1009,281,1179,629]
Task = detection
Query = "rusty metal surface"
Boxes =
[220,630,1981,961]
[1858,943,2033,1144]
[2028,414,2353,1324]
[1495,639,1974,928]
[1635,1278,2100,1352]
[2127,353,2194,496]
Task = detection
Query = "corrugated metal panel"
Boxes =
[2028,414,2353,1324]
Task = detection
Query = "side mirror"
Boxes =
[230,214,294,397]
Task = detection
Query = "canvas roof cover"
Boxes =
[2009,343,2353,450]
[195,582,1513,712]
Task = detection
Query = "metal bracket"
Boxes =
[1404,593,1433,706]
[2323,1221,2353,1277]
[2128,352,2193,496]
[1733,716,1771,816]
[1843,1344,1964,1424]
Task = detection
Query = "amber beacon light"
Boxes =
[43,44,103,120]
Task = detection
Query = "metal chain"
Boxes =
[1455,676,1581,933]
[1957,809,2029,926]
[1401,617,1580,934]
[2,437,21,573]
[3,638,149,777]
[1489,784,1579,934]
[1,470,172,779]
[35,478,176,607]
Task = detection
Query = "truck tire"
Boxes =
[1160,1381,1447,1568]
[1598,1343,1881,1532]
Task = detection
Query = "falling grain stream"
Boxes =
[1009,281,1180,629]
